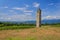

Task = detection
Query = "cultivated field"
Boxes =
[0,26,60,40]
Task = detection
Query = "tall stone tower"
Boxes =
[36,8,41,27]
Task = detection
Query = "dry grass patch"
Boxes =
[0,26,60,40]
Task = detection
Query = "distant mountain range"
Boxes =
[0,19,60,24]
[20,19,60,24]
[42,19,60,24]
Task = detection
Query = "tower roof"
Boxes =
[37,8,41,13]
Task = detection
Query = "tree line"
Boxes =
[0,22,36,27]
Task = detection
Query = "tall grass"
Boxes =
[0,26,35,30]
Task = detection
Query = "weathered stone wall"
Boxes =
[36,9,41,27]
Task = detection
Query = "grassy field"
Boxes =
[0,26,35,30]
[0,25,60,40]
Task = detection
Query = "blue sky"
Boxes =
[0,0,60,21]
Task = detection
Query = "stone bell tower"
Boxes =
[36,8,41,27]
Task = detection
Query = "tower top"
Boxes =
[38,8,41,10]
[37,8,41,13]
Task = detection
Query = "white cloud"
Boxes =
[55,3,60,9]
[3,6,8,8]
[10,14,35,21]
[12,6,34,13]
[12,7,26,10]
[46,16,56,19]
[5,18,12,20]
[25,4,29,7]
[0,16,11,20]
[0,13,35,21]
[48,3,54,6]
[24,13,32,16]
[0,17,4,19]
[24,10,33,13]
[9,10,14,12]
[0,6,8,9]
[33,2,40,8]
[42,16,60,20]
